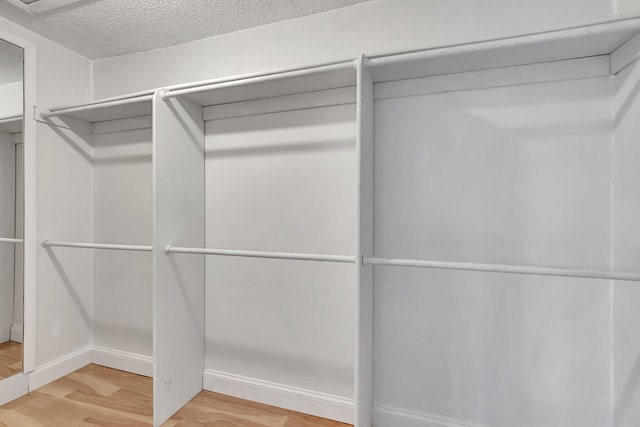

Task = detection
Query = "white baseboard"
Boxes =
[373,406,487,427]
[10,324,23,343]
[0,373,28,406]
[203,369,354,424]
[28,346,92,391]
[91,346,153,377]
[26,345,151,393]
[25,347,354,426]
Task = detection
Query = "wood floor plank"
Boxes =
[0,365,153,426]
[0,364,352,427]
[169,391,352,427]
[0,341,22,380]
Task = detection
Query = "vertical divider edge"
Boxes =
[356,56,374,427]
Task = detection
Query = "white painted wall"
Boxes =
[1,16,93,370]
[0,82,22,118]
[373,72,613,427]
[204,100,357,400]
[92,0,615,99]
[617,0,640,15]
[0,16,91,108]
[92,128,153,359]
[36,124,93,367]
[612,58,640,427]
[0,133,15,343]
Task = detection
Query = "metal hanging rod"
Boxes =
[161,61,356,100]
[364,257,640,282]
[0,238,23,244]
[41,94,154,119]
[166,246,356,264]
[42,240,153,252]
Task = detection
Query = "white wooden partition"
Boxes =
[355,57,374,427]
[152,90,205,426]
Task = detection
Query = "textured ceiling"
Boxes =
[0,0,372,59]
[0,38,22,85]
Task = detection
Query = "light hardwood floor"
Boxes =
[167,389,352,426]
[0,364,352,426]
[0,341,22,380]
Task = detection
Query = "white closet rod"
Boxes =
[161,62,355,99]
[364,257,640,282]
[42,240,153,252]
[166,246,356,264]
[41,94,154,119]
[0,238,22,244]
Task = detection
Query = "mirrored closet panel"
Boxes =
[0,38,24,381]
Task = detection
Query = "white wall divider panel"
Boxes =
[367,21,640,427]
[153,89,205,427]
[355,57,374,427]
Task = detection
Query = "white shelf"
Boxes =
[368,17,640,82]
[163,61,357,107]
[0,115,22,134]
[42,93,154,123]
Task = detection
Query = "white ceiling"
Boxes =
[0,38,23,85]
[0,0,372,59]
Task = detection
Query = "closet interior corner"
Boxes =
[35,93,155,391]
[153,60,361,426]
[365,17,640,427]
